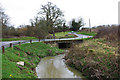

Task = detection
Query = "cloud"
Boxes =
[1,0,119,27]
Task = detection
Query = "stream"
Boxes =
[36,54,83,79]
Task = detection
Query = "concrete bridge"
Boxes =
[44,39,84,49]
[0,33,92,49]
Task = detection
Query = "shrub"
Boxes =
[95,25,119,41]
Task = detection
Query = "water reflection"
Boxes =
[36,54,83,79]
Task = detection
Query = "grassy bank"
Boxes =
[2,42,63,78]
[64,38,119,79]
[1,37,37,41]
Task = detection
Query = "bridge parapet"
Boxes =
[43,39,83,49]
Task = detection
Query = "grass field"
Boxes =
[1,37,37,41]
[2,42,64,78]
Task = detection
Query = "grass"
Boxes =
[76,31,97,36]
[48,31,76,39]
[64,38,119,79]
[1,37,37,41]
[55,31,70,38]
[2,42,64,78]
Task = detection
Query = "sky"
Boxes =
[0,0,119,28]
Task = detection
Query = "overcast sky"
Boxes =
[0,0,119,27]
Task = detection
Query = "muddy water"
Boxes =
[36,54,83,79]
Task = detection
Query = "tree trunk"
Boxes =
[53,30,55,39]
[39,38,40,42]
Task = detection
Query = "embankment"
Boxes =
[2,42,64,78]
[64,38,119,79]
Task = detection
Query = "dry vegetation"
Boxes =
[64,25,120,79]
[95,25,119,42]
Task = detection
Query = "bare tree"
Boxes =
[38,2,64,39]
[0,6,10,38]
[33,18,48,40]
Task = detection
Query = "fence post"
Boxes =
[30,40,32,44]
[10,43,13,48]
[2,46,5,54]
[18,42,21,45]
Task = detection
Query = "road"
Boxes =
[0,33,92,49]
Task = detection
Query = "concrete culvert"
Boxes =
[58,43,71,49]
